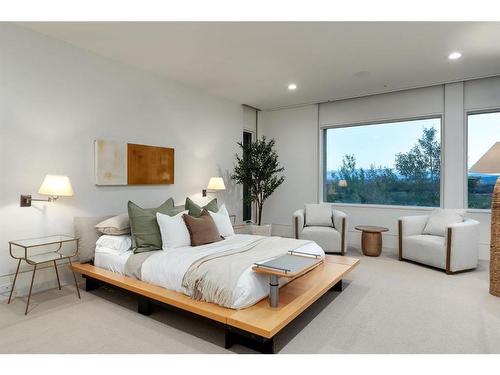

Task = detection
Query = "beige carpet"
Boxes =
[1,249,500,354]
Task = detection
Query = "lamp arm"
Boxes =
[20,194,58,207]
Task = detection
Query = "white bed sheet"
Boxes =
[141,234,324,309]
[94,250,133,274]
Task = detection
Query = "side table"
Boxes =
[252,251,323,307]
[8,235,81,315]
[354,226,389,257]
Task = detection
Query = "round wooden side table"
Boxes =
[354,225,389,257]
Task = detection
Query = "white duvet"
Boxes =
[141,234,324,309]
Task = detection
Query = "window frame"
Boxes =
[464,108,500,212]
[319,114,444,209]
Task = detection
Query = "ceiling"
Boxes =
[19,22,500,110]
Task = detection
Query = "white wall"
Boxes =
[0,24,244,296]
[259,105,319,236]
[260,79,499,259]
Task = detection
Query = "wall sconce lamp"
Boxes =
[20,174,74,207]
[202,177,226,197]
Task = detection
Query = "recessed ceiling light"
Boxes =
[287,83,297,91]
[448,52,462,60]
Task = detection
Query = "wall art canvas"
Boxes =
[94,139,174,186]
[94,139,127,185]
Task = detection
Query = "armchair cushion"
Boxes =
[399,215,429,237]
[423,208,466,237]
[300,226,342,253]
[304,204,333,227]
[448,219,480,272]
[403,234,446,269]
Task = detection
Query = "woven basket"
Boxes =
[490,178,500,296]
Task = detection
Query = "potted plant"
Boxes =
[231,136,285,235]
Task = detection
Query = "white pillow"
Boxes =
[423,209,466,237]
[95,214,130,235]
[156,210,190,249]
[305,204,333,227]
[208,204,234,237]
[95,235,131,254]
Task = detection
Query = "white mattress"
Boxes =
[141,234,324,309]
[94,250,133,274]
[92,234,324,310]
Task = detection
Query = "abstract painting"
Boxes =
[94,139,174,185]
[94,139,127,185]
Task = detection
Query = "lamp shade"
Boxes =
[469,142,500,174]
[206,177,226,191]
[38,175,74,197]
[338,179,348,187]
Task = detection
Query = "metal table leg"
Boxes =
[8,259,21,304]
[269,275,279,308]
[25,264,37,315]
[68,258,81,299]
[53,260,61,290]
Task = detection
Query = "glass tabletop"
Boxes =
[254,253,321,275]
[26,251,67,264]
[10,235,77,248]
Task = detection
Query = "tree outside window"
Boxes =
[324,118,441,207]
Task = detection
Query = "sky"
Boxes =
[467,112,500,168]
[325,113,499,172]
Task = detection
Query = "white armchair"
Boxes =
[293,207,347,255]
[398,215,480,274]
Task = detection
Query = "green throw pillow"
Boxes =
[128,198,178,253]
[185,197,218,217]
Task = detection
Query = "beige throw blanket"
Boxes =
[125,251,156,279]
[182,236,312,308]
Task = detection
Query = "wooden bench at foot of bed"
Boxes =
[71,255,359,353]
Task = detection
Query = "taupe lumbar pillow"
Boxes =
[95,213,130,235]
[185,197,218,217]
[128,198,177,253]
[305,204,333,227]
[423,208,465,237]
[182,209,222,246]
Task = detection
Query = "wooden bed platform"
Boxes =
[71,254,359,353]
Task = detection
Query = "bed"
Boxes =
[74,215,359,353]
[96,234,324,309]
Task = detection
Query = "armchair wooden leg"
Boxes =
[398,220,403,261]
[341,218,346,256]
[446,227,452,274]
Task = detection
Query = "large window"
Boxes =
[324,117,441,207]
[467,111,500,209]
